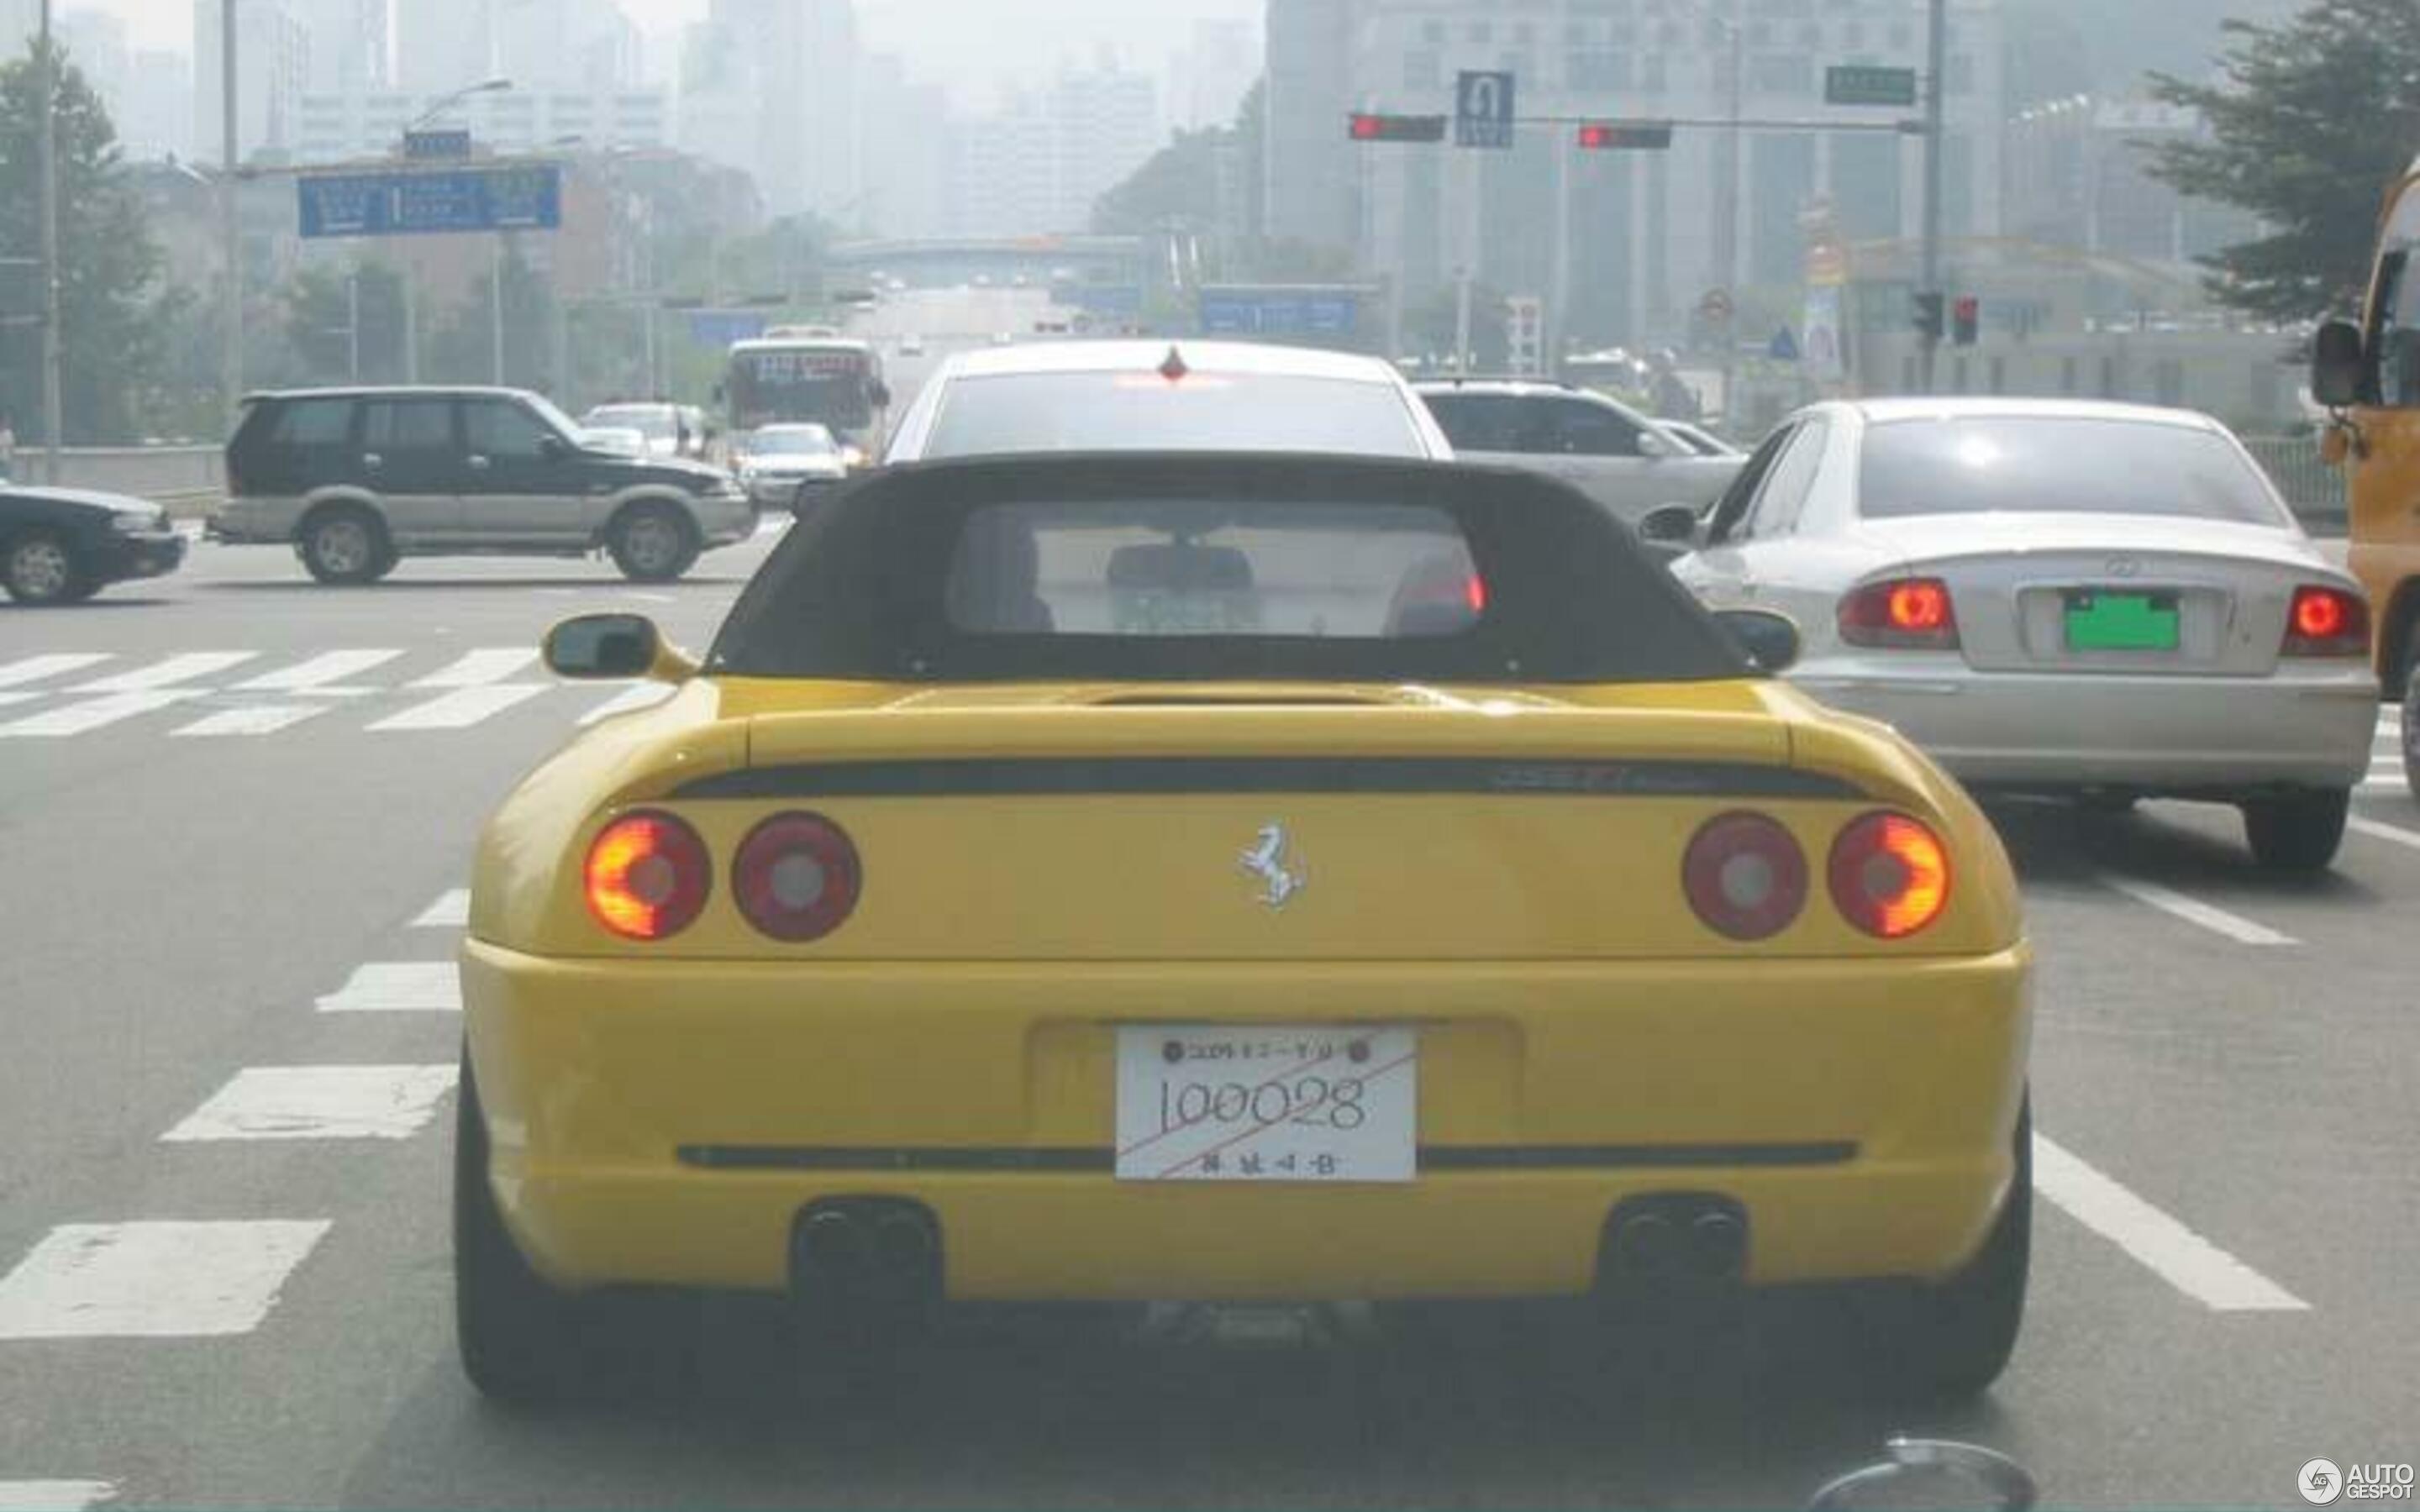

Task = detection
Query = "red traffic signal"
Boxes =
[1347,112,1448,143]
[1952,295,1981,346]
[1576,121,1675,150]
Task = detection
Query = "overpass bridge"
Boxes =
[826,235,1146,290]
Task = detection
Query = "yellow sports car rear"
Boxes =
[455,453,2031,1405]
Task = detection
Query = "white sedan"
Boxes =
[1658,397,2380,872]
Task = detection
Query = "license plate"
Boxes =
[1113,1025,1417,1183]
[2065,590,2179,651]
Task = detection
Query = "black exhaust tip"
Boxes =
[1601,1194,1750,1287]
[1613,1211,1683,1275]
[1688,1210,1748,1278]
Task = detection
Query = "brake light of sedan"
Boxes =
[585,811,713,940]
[1838,576,1960,650]
[2282,585,2370,658]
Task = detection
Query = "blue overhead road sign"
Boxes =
[1455,70,1516,150]
[297,165,563,239]
[1199,290,1360,337]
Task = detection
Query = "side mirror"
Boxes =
[544,613,696,683]
[871,382,894,409]
[1636,429,1676,459]
[2311,318,2366,408]
[1638,502,1702,548]
[1712,608,1802,674]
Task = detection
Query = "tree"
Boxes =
[283,261,408,386]
[425,243,554,390]
[0,41,164,443]
[2144,0,2420,320]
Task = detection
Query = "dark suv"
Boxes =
[214,386,755,583]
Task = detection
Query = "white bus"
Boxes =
[719,332,892,464]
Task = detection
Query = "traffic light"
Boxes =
[1347,112,1448,143]
[1912,291,1945,342]
[1576,121,1675,150]
[1952,295,1981,346]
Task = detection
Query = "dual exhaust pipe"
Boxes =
[1602,1194,1749,1285]
[788,1198,944,1328]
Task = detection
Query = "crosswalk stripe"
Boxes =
[68,652,257,694]
[413,648,537,688]
[2349,815,2420,852]
[2033,1135,2307,1311]
[577,681,677,726]
[315,962,460,1012]
[232,648,404,694]
[0,1221,331,1339]
[0,653,112,690]
[413,888,471,928]
[366,683,548,732]
[0,690,199,738]
[171,705,330,738]
[0,1482,118,1510]
[162,1065,459,1142]
[2102,875,2296,947]
[0,691,34,707]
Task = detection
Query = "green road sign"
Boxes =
[1825,65,1918,108]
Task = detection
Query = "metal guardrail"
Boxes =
[2242,434,2347,532]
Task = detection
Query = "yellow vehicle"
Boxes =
[455,454,2032,1405]
[2312,154,2420,796]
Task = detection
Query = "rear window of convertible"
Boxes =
[707,456,1749,685]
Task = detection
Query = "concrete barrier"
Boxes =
[9,446,225,510]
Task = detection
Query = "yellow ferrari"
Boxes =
[456,453,2031,1403]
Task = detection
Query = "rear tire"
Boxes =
[608,502,698,583]
[298,507,389,585]
[455,1050,591,1404]
[3,529,89,605]
[2241,787,2350,874]
[1860,1095,2030,1403]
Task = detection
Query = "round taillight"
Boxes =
[585,811,711,941]
[1828,812,1951,940]
[734,811,862,942]
[1681,812,1809,941]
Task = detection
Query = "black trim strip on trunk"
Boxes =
[672,757,1860,801]
[675,1142,1858,1173]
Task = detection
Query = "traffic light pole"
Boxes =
[1918,0,1947,394]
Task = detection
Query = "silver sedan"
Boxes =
[1661,397,2380,872]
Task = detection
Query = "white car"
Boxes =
[733,422,850,505]
[884,339,1455,462]
[1415,380,1742,522]
[576,425,648,458]
[1660,419,1743,457]
[1660,397,2379,871]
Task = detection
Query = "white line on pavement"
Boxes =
[0,691,34,707]
[576,681,676,726]
[0,1483,118,1511]
[314,962,460,1013]
[171,704,330,738]
[413,888,471,928]
[0,691,199,738]
[163,1065,458,1142]
[2033,1135,2309,1311]
[67,652,257,694]
[2102,875,2297,947]
[0,653,112,690]
[2349,814,2420,852]
[412,648,537,688]
[0,1221,332,1339]
[232,648,403,694]
[366,683,548,732]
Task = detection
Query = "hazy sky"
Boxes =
[84,0,1260,105]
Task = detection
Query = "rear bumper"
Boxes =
[460,939,2032,1299]
[1797,659,2378,792]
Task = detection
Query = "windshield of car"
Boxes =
[710,455,1744,685]
[1859,416,2294,525]
[924,372,1428,458]
[583,405,676,440]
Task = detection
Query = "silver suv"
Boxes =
[214,386,755,584]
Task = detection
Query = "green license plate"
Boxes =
[2065,591,2179,651]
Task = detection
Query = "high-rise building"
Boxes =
[1049,59,1160,231]
[1169,18,1259,133]
[1262,0,1355,255]
[56,8,130,109]
[859,51,950,239]
[195,0,313,164]
[124,49,197,160]
[397,0,493,96]
[0,1,37,60]
[678,0,859,218]
[300,0,387,94]
[942,58,1161,237]
[496,0,639,94]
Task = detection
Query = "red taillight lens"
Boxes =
[1827,812,1951,940]
[585,811,710,941]
[1465,574,1487,613]
[1681,812,1809,941]
[2283,585,2369,656]
[734,811,863,942]
[1839,576,1960,649]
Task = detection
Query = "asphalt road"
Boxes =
[0,516,2414,1511]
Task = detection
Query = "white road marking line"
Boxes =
[0,691,34,707]
[412,888,470,928]
[412,648,537,688]
[0,1221,331,1339]
[0,653,112,690]
[163,1065,458,1142]
[2033,1135,2309,1311]
[314,961,460,1012]
[0,690,198,738]
[67,651,256,694]
[171,704,329,738]
[0,1482,118,1511]
[366,683,548,732]
[576,682,676,726]
[232,648,403,693]
[2102,875,2296,947]
[2349,814,2420,851]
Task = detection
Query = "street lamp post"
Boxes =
[220,0,239,427]
[1918,0,1947,393]
[38,0,61,480]
[397,78,513,386]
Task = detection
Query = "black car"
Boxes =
[1,486,186,605]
